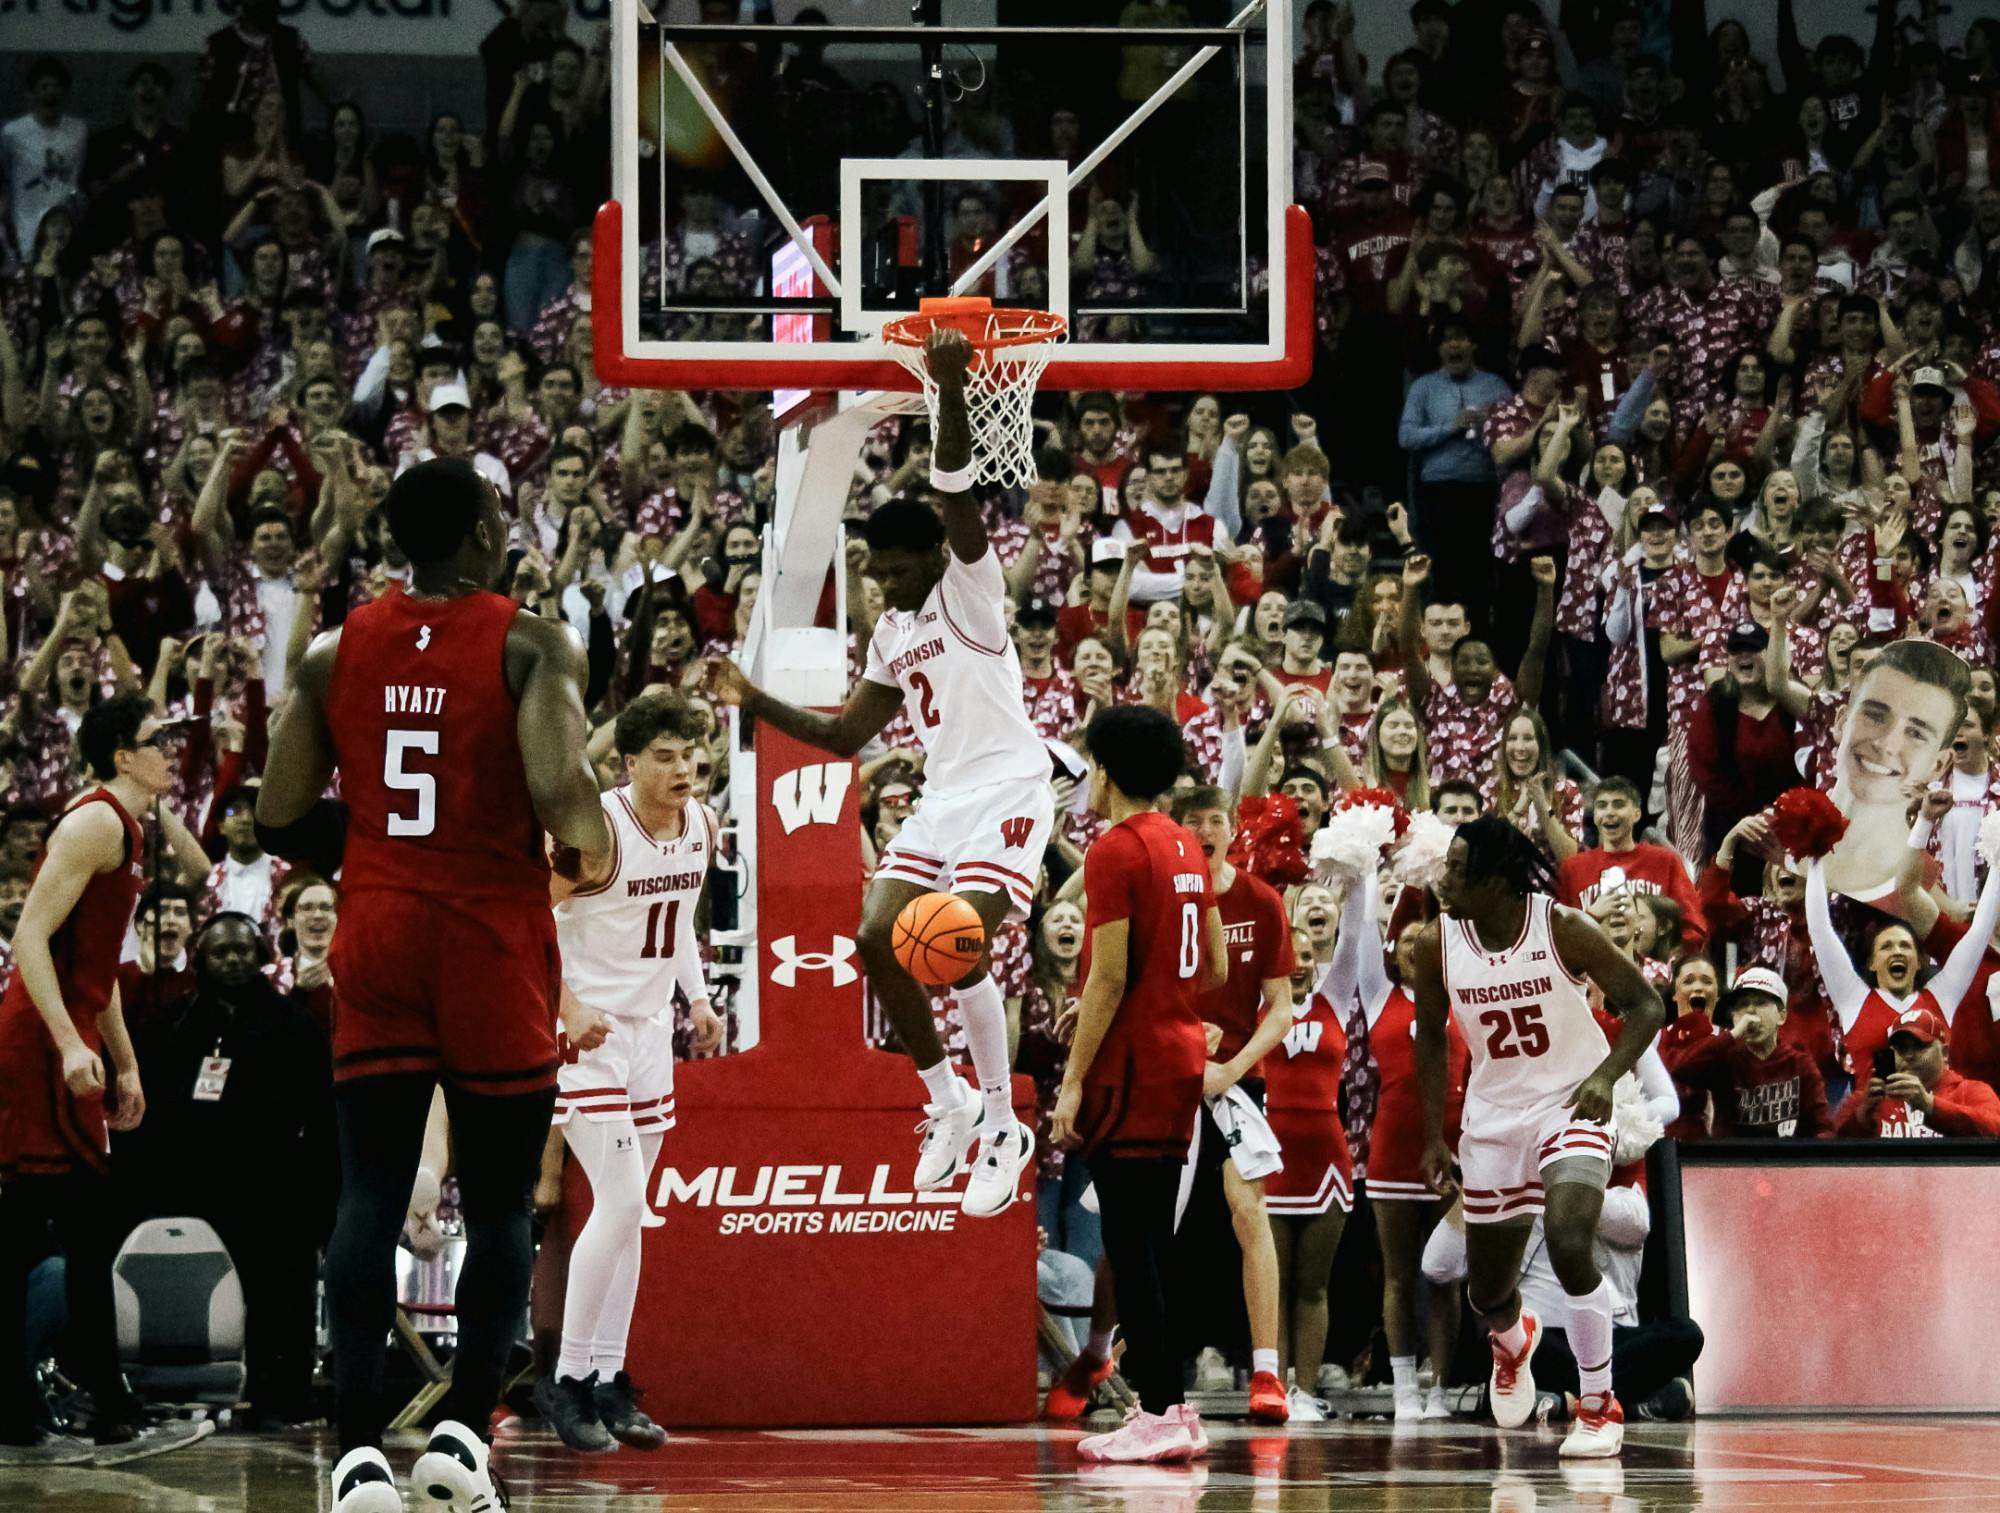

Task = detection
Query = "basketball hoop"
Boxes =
[881,297,1068,490]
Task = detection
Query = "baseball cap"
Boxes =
[1636,502,1677,531]
[1517,344,1565,378]
[1089,538,1126,568]
[1725,621,1769,654]
[1889,1005,1948,1046]
[428,381,471,412]
[1910,366,1951,393]
[1283,600,1328,630]
[1355,159,1393,186]
[364,227,406,259]
[1720,966,1788,1014]
[1016,597,1059,627]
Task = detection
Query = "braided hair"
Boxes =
[1453,814,1557,899]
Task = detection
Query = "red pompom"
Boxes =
[1228,794,1311,887]
[1768,787,1848,861]
[1334,785,1412,838]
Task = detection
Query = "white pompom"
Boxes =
[1610,1069,1665,1167]
[1390,811,1454,890]
[1312,802,1399,881]
[1977,808,2000,871]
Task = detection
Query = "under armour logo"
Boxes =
[417,625,432,651]
[769,934,858,988]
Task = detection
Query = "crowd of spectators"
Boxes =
[5,0,2000,1429]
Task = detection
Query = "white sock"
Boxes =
[918,1057,968,1109]
[557,1117,649,1385]
[1391,1355,1418,1395]
[1491,1315,1529,1358]
[1084,1326,1115,1365]
[592,1129,664,1380]
[1566,1279,1615,1399]
[1252,1348,1279,1378]
[953,975,1015,1133]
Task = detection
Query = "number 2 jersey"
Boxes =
[555,788,714,1020]
[325,587,548,901]
[860,547,1046,792]
[1442,892,1603,1116]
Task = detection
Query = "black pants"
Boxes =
[326,1075,554,1453]
[0,1170,139,1440]
[1090,1153,1184,1415]
[1531,1317,1706,1413]
[212,1212,321,1422]
[1413,479,1501,633]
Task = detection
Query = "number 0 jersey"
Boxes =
[861,547,1046,792]
[325,587,548,901]
[555,788,714,1021]
[1442,892,1604,1113]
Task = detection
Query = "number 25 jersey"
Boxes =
[861,548,1046,792]
[1442,892,1603,1114]
[325,587,548,901]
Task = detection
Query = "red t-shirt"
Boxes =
[1697,568,1733,609]
[1078,812,1217,1157]
[1554,843,1708,951]
[1197,868,1296,1062]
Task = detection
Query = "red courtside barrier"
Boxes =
[615,726,1039,1426]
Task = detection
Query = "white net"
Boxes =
[884,306,1067,491]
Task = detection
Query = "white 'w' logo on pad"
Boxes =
[772,763,851,834]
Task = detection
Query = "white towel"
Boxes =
[1174,1084,1286,1230]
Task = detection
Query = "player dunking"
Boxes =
[1410,818,1664,1459]
[1052,704,1226,1464]
[535,692,721,1454]
[705,327,1054,1216]
[259,460,612,1513]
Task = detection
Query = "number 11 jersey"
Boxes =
[325,587,549,901]
[556,790,715,1020]
[860,548,1046,792]
[1441,892,1603,1115]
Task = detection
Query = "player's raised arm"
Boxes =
[703,654,904,759]
[1550,904,1667,1123]
[513,613,614,859]
[922,325,988,565]
[257,631,350,876]
[1408,920,1457,1198]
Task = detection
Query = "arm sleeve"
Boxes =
[1604,566,1638,644]
[1799,1058,1833,1137]
[1635,1041,1680,1128]
[1662,849,1708,952]
[1331,864,1393,1026]
[1806,859,1871,1027]
[1503,483,1548,535]
[674,890,709,1007]
[1217,723,1247,795]
[1920,857,2000,1024]
[1605,366,1656,446]
[860,620,897,689]
[1659,1022,1728,1082]
[1207,437,1243,540]
[1397,379,1454,454]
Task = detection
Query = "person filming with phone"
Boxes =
[1835,1007,2000,1139]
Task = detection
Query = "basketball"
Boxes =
[892,892,987,985]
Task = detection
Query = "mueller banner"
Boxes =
[0,0,608,54]
[616,723,1037,1427]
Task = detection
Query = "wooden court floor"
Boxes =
[5,1414,1998,1511]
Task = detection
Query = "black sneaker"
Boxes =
[1637,1376,1696,1421]
[530,1372,616,1453]
[593,1371,667,1450]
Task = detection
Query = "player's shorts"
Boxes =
[1456,1095,1612,1226]
[329,889,561,1096]
[0,996,107,1178]
[876,774,1055,922]
[1366,1086,1446,1204]
[554,1009,676,1135]
[1264,1106,1354,1216]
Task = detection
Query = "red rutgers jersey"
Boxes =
[325,587,548,901]
[1077,812,1216,1157]
[1264,986,1349,1114]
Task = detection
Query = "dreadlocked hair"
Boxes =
[1454,814,1557,898]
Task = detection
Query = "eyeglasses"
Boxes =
[132,732,167,752]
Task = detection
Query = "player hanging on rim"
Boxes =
[705,327,1055,1216]
[1411,817,1665,1459]
[535,691,724,1454]
[259,459,612,1513]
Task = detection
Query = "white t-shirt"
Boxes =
[256,572,298,699]
[1941,765,1992,903]
[1,112,87,255]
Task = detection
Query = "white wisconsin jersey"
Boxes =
[862,547,1047,791]
[555,789,714,1020]
[1443,893,1605,1113]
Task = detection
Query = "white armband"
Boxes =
[930,461,976,493]
[1909,816,1936,851]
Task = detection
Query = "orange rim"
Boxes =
[881,295,1067,353]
